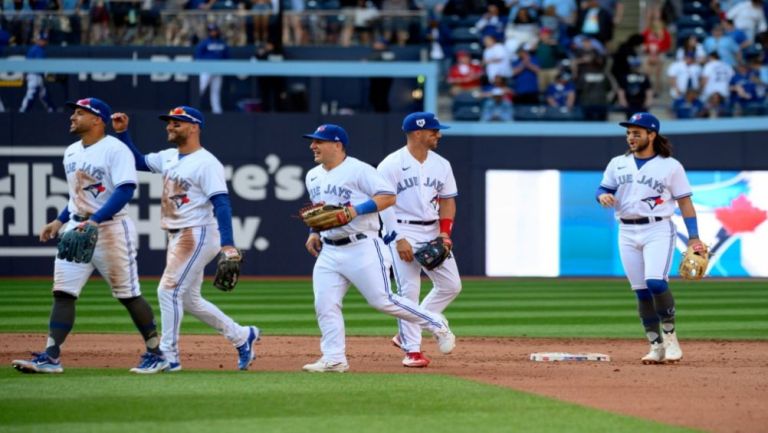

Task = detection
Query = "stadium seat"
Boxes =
[676,14,705,29]
[453,105,482,120]
[543,106,584,121]
[450,27,480,43]
[513,105,548,121]
[682,1,709,16]
[453,42,483,58]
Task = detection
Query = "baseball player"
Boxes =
[301,124,456,373]
[597,112,704,364]
[194,24,228,114]
[112,106,259,373]
[12,97,161,374]
[18,32,55,113]
[377,112,462,368]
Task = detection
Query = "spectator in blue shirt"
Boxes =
[194,23,229,113]
[511,47,541,104]
[672,88,705,118]
[481,87,514,121]
[545,71,575,108]
[19,33,55,113]
[704,24,742,66]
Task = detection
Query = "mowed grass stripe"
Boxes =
[0,370,697,433]
[0,279,765,340]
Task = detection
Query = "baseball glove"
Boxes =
[213,249,243,292]
[414,237,451,271]
[299,203,353,232]
[57,224,99,263]
[678,243,709,280]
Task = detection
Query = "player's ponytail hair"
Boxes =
[653,133,673,157]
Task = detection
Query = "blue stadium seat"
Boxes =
[513,105,548,121]
[676,27,707,46]
[677,14,705,29]
[453,105,482,121]
[543,106,584,121]
[682,1,710,16]
[452,42,483,58]
[450,27,480,43]
[452,91,482,120]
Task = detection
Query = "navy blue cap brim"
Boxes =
[303,133,343,142]
[65,102,105,120]
[405,125,450,132]
[619,122,655,131]
[159,114,202,124]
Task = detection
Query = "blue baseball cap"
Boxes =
[159,106,205,127]
[302,124,349,147]
[619,112,660,133]
[402,112,449,132]
[66,97,112,125]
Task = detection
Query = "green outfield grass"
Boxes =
[1,278,764,433]
[0,278,766,339]
[0,368,699,433]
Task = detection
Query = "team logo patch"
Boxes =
[642,195,664,209]
[83,182,106,198]
[416,119,426,128]
[170,193,190,209]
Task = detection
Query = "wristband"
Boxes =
[353,199,378,215]
[439,218,453,236]
[683,217,698,239]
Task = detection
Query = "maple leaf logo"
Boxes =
[715,194,767,235]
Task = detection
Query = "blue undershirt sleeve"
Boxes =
[57,207,70,224]
[595,185,617,202]
[115,130,150,172]
[91,184,136,223]
[210,193,235,247]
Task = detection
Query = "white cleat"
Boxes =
[663,332,683,363]
[302,359,349,373]
[641,342,666,364]
[433,315,456,354]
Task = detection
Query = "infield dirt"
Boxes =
[3,333,766,433]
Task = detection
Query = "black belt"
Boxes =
[620,216,663,225]
[397,219,437,226]
[72,214,111,222]
[323,233,367,246]
[168,228,181,234]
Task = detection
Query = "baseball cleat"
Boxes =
[392,334,402,350]
[236,326,261,371]
[663,332,683,363]
[166,362,182,372]
[302,359,349,373]
[130,352,169,374]
[402,352,431,368]
[433,315,456,354]
[12,352,63,374]
[641,342,666,364]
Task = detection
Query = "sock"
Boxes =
[46,291,77,359]
[119,296,161,354]
[635,289,662,344]
[647,279,676,335]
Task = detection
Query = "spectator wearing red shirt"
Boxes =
[642,13,671,95]
[447,51,484,95]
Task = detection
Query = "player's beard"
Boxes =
[168,129,188,147]
[630,137,651,154]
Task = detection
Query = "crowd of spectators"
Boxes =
[443,0,768,121]
[1,0,767,120]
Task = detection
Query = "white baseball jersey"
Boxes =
[305,156,394,238]
[600,154,692,219]
[63,135,137,219]
[701,59,734,99]
[144,148,228,230]
[377,147,458,223]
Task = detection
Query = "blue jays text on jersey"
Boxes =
[165,172,192,193]
[66,161,106,180]
[309,183,352,202]
[396,176,445,194]
[617,173,666,194]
